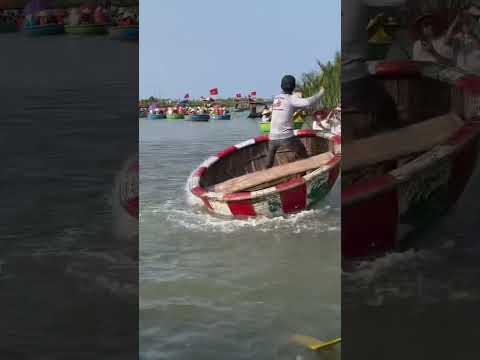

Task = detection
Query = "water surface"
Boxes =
[140,115,341,359]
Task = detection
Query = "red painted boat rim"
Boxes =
[189,130,341,203]
[368,60,480,94]
[342,121,480,206]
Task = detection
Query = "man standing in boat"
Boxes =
[265,75,324,168]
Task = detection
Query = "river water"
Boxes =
[139,114,341,359]
[342,151,480,358]
[1,33,138,359]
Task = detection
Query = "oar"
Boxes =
[289,335,341,351]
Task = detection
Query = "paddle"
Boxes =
[289,335,341,351]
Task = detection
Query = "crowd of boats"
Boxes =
[139,103,232,121]
[0,1,138,40]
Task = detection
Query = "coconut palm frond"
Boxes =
[299,52,340,109]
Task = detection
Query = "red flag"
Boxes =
[210,88,218,96]
[184,93,189,99]
[250,91,256,97]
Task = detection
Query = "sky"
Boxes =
[140,0,340,100]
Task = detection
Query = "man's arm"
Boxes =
[289,88,324,109]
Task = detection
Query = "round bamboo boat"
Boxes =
[166,113,184,120]
[215,114,231,120]
[189,114,210,122]
[259,122,270,134]
[188,130,341,218]
[109,25,138,41]
[148,113,165,120]
[65,23,108,35]
[342,60,480,258]
[23,23,64,36]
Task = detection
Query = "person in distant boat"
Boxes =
[445,12,480,72]
[412,14,453,65]
[94,6,107,24]
[261,107,271,123]
[264,75,324,169]
[68,8,81,25]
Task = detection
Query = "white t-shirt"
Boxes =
[412,37,453,63]
[270,92,322,140]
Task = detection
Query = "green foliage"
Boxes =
[298,52,341,109]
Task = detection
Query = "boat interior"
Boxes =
[342,74,469,186]
[201,136,333,194]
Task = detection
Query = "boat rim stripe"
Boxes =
[456,76,480,95]
[373,60,422,76]
[342,175,397,205]
[193,166,207,177]
[371,61,480,94]
[223,192,252,201]
[190,132,340,199]
[217,146,237,159]
[342,122,479,205]
[448,121,480,145]
[191,186,207,197]
[275,176,306,192]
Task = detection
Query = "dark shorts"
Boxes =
[265,136,307,168]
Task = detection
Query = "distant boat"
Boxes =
[109,25,138,41]
[23,23,64,36]
[65,23,108,35]
[166,113,185,120]
[214,114,231,120]
[148,113,165,120]
[247,112,262,119]
[189,114,210,122]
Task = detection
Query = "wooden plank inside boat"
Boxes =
[214,152,334,195]
[342,112,464,172]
